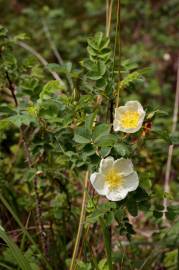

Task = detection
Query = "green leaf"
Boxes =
[95,134,117,147]
[6,113,36,128]
[118,69,147,91]
[86,202,116,224]
[147,109,168,120]
[166,221,179,236]
[0,25,8,37]
[47,62,72,74]
[114,143,130,157]
[126,197,138,217]
[40,80,65,99]
[73,134,91,144]
[132,187,149,202]
[88,61,106,80]
[166,205,179,221]
[140,172,152,192]
[100,147,111,157]
[73,126,91,144]
[85,113,96,133]
[87,32,103,50]
[114,208,124,223]
[169,132,179,145]
[153,210,163,219]
[105,211,114,226]
[92,123,111,141]
[98,258,108,270]
[76,260,92,270]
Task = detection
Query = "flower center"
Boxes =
[105,168,123,190]
[120,111,140,129]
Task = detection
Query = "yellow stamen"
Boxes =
[105,168,123,190]
[120,111,139,129]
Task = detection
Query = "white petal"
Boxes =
[126,100,143,112]
[138,110,146,124]
[113,158,134,176]
[123,171,139,192]
[113,119,120,132]
[115,106,127,118]
[99,156,114,173]
[122,125,141,134]
[106,188,128,201]
[113,101,145,134]
[113,123,132,133]
[90,173,107,195]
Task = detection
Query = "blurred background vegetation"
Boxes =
[0,0,179,269]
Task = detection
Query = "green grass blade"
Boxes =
[0,194,52,270]
[0,226,32,270]
[100,218,113,270]
[0,262,14,270]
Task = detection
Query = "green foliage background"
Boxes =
[0,0,179,269]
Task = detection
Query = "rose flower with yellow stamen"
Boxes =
[113,101,145,133]
[90,157,139,201]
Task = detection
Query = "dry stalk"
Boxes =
[69,171,89,270]
[163,60,179,216]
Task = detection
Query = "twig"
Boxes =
[33,174,48,255]
[42,21,73,91]
[17,41,62,82]
[8,225,51,234]
[5,71,48,256]
[70,171,89,270]
[163,60,179,216]
[5,72,18,107]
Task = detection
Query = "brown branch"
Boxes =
[5,71,48,256]
[17,41,63,83]
[42,21,73,91]
[5,71,18,107]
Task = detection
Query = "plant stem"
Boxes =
[115,0,121,108]
[5,71,48,257]
[100,218,113,270]
[42,20,74,91]
[70,171,89,270]
[17,41,62,82]
[163,60,179,217]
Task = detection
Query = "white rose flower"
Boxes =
[90,156,139,201]
[113,101,145,133]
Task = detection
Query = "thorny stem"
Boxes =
[70,171,89,270]
[17,41,62,82]
[163,60,179,216]
[42,21,74,91]
[5,72,18,107]
[5,71,48,257]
